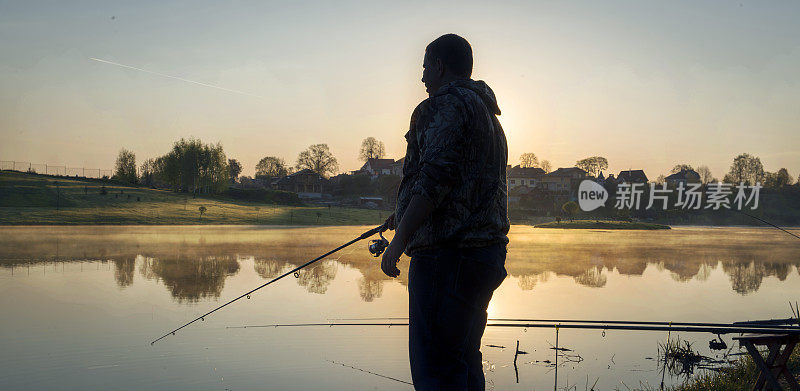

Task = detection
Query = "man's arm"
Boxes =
[381,95,467,277]
[381,195,433,277]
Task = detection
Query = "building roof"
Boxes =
[546,167,588,177]
[361,158,395,172]
[665,169,700,182]
[507,165,546,178]
[272,168,324,185]
[617,169,648,183]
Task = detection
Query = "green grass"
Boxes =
[534,219,671,230]
[0,171,387,225]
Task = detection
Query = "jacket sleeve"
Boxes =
[410,94,467,208]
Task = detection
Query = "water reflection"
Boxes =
[1,226,799,302]
[296,262,337,294]
[112,258,136,287]
[140,255,239,303]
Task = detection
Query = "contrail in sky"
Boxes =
[89,57,265,99]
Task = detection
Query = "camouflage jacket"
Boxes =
[395,78,510,256]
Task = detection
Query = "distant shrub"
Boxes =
[226,188,303,206]
[100,186,107,195]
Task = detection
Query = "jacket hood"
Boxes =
[435,78,501,115]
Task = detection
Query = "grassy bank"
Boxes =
[666,348,800,391]
[534,219,671,230]
[0,171,387,225]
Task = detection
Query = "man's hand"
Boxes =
[380,195,433,278]
[384,213,396,231]
[381,234,405,278]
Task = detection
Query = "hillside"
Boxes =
[0,171,387,225]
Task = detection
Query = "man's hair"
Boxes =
[426,34,473,78]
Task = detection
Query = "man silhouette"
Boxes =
[381,33,510,391]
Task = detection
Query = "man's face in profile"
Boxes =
[421,51,441,97]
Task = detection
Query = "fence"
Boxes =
[0,160,113,179]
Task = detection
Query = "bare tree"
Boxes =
[255,156,288,179]
[540,160,552,173]
[575,156,608,177]
[519,153,539,168]
[670,164,694,174]
[297,144,339,178]
[696,165,714,184]
[359,137,386,162]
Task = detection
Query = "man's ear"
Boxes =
[435,58,445,77]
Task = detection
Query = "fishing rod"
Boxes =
[734,209,800,241]
[227,321,800,335]
[150,223,389,345]
[326,317,799,329]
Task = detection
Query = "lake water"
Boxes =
[1,225,799,390]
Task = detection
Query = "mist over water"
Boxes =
[1,225,799,390]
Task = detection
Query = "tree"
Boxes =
[297,144,339,178]
[575,156,608,177]
[696,165,714,184]
[359,137,386,162]
[114,148,137,184]
[198,205,207,220]
[519,153,539,168]
[764,168,791,189]
[540,160,552,173]
[255,156,288,179]
[145,138,229,194]
[670,164,694,174]
[724,153,764,185]
[139,158,157,187]
[562,200,579,221]
[228,159,242,183]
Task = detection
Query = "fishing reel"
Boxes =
[709,334,727,350]
[368,230,389,257]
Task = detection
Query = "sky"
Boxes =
[1,0,799,179]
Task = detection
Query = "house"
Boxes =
[359,158,395,178]
[539,167,587,193]
[616,170,648,184]
[271,169,327,198]
[507,165,546,189]
[390,158,404,176]
[665,169,700,186]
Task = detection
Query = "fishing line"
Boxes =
[327,360,413,386]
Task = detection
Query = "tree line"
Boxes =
[514,151,799,189]
[113,136,392,193]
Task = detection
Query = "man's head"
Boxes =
[422,34,473,96]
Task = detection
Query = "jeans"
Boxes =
[408,243,508,391]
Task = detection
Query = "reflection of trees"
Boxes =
[254,259,286,279]
[113,257,136,287]
[297,262,337,294]
[517,273,550,291]
[694,263,715,281]
[574,266,607,288]
[724,262,765,295]
[358,277,383,302]
[140,255,240,303]
[769,263,791,281]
